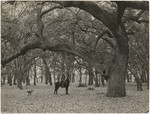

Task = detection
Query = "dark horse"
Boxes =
[54,78,69,94]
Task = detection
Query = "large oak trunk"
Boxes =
[106,24,128,97]
[106,52,127,97]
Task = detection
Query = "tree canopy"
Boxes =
[1,1,149,97]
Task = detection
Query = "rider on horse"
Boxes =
[61,74,65,88]
[54,73,70,94]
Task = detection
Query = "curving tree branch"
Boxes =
[1,40,105,71]
[101,38,115,49]
[123,10,148,24]
[115,2,126,24]
[1,42,42,67]
[2,1,148,70]
[114,1,149,11]
[53,1,116,32]
[94,30,114,51]
[115,1,148,24]
[40,6,63,18]
[123,1,149,10]
[36,5,63,40]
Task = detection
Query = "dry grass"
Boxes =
[1,82,149,113]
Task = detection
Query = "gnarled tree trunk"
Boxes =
[106,24,128,97]
[72,72,75,83]
[17,74,23,89]
[8,74,12,86]
[2,74,6,85]
[34,61,37,86]
[107,46,127,97]
[26,71,30,85]
[53,61,56,83]
[95,70,99,87]
[88,65,94,85]
[13,74,17,85]
[79,66,82,86]
[42,57,52,85]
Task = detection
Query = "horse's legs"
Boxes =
[56,86,59,94]
[54,89,58,94]
[54,86,59,94]
[54,89,56,94]
[54,88,56,94]
[66,86,69,94]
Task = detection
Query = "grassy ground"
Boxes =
[1,82,149,113]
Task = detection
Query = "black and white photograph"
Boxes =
[1,1,149,113]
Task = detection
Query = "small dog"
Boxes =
[87,87,95,90]
[27,90,33,95]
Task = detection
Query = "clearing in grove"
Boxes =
[1,82,149,113]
